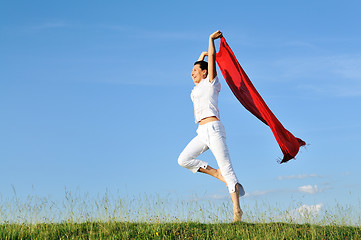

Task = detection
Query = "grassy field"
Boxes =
[1,221,361,239]
[1,190,360,239]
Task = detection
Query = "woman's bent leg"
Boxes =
[178,135,209,173]
[198,165,227,185]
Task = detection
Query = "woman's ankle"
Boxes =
[232,209,243,222]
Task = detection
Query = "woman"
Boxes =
[178,30,245,222]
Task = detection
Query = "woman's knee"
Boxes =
[177,153,189,168]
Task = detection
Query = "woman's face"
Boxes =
[191,64,207,85]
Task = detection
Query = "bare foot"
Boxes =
[233,208,243,222]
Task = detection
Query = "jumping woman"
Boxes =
[178,30,245,222]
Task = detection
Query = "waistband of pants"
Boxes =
[197,120,222,130]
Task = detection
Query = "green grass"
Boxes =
[1,221,361,239]
[1,189,360,239]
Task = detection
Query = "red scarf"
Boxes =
[216,37,305,163]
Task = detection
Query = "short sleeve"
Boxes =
[210,76,221,92]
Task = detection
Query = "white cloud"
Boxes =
[243,184,326,198]
[296,204,323,218]
[244,190,276,197]
[298,185,319,194]
[279,203,323,222]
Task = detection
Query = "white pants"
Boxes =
[178,121,239,193]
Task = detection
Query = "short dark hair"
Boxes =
[194,60,208,77]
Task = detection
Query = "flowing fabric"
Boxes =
[216,37,305,163]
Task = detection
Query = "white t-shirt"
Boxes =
[191,76,221,123]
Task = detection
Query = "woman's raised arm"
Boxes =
[198,51,208,61]
[208,30,223,83]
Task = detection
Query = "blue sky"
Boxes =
[1,0,361,221]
